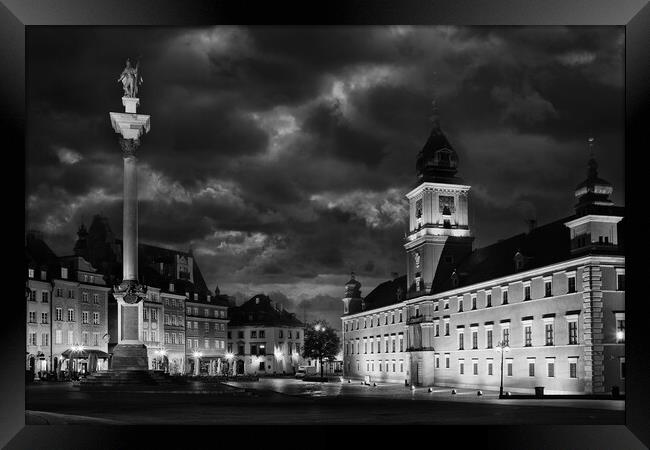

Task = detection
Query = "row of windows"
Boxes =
[345,310,404,331]
[80,292,102,304]
[165,314,184,326]
[358,359,405,374]
[143,308,159,321]
[28,311,49,324]
[227,329,301,340]
[187,338,225,349]
[27,290,49,303]
[51,308,101,324]
[51,330,102,346]
[164,332,186,345]
[186,306,227,319]
[164,297,183,308]
[436,354,580,379]
[346,334,405,355]
[186,321,226,332]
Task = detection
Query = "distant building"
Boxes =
[161,286,187,374]
[26,231,111,378]
[227,295,304,375]
[185,289,229,376]
[341,118,625,395]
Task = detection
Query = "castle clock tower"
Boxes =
[404,116,474,298]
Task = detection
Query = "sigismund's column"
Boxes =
[109,95,151,371]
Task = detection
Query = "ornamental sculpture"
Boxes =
[117,58,143,98]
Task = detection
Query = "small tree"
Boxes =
[302,320,341,379]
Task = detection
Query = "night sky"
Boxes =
[26,26,624,329]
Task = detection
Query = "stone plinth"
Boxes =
[111,344,149,371]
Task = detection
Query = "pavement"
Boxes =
[25,378,625,425]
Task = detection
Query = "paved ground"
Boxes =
[25,379,625,425]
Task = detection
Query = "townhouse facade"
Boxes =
[227,294,304,375]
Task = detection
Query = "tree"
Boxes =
[302,320,341,379]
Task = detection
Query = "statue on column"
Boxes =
[117,58,143,98]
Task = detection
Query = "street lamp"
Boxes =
[495,340,510,397]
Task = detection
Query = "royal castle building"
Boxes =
[341,119,625,395]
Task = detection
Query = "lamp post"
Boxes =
[225,352,234,376]
[495,340,510,397]
[314,324,326,378]
[192,351,202,376]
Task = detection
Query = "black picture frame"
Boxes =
[2,0,648,448]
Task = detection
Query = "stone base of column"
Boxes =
[110,344,149,371]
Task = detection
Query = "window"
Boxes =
[55,307,62,321]
[546,359,555,377]
[28,311,36,323]
[93,333,99,346]
[506,359,513,376]
[444,300,449,310]
[568,321,578,345]
[28,268,34,278]
[68,330,74,344]
[486,293,492,307]
[568,276,576,293]
[617,272,625,291]
[61,267,68,279]
[619,357,625,379]
[524,284,531,300]
[502,326,510,346]
[259,330,265,338]
[41,312,48,324]
[399,335,404,352]
[472,330,478,349]
[544,279,552,297]
[385,336,389,353]
[28,290,36,302]
[458,330,464,350]
[251,330,257,339]
[545,323,554,346]
[487,359,494,376]
[615,313,625,343]
[42,292,49,303]
[434,322,440,337]
[67,309,75,322]
[29,332,37,346]
[55,288,63,297]
[392,313,395,324]
[569,357,578,379]
[471,295,477,310]
[82,292,89,303]
[82,332,88,345]
[151,309,158,321]
[459,360,465,375]
[524,325,532,347]
[186,320,191,329]
[55,330,62,344]
[82,311,89,324]
[435,355,440,368]
[472,359,478,375]
[385,314,388,325]
[399,310,403,322]
[458,299,463,312]
[392,337,396,352]
[528,359,535,376]
[143,308,148,320]
[238,331,244,339]
[445,354,450,369]
[502,288,508,304]
[165,332,170,344]
[288,330,293,339]
[444,321,450,336]
[204,322,209,332]
[67,289,74,299]
[186,306,192,315]
[204,339,209,349]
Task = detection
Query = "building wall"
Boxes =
[26,279,52,374]
[143,289,164,370]
[227,325,304,375]
[161,292,186,374]
[186,299,228,375]
[341,257,624,394]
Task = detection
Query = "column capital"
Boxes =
[119,137,141,158]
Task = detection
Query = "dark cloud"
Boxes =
[26,26,624,327]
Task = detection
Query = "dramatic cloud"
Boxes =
[26,26,624,330]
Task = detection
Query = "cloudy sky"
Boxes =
[26,26,624,329]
